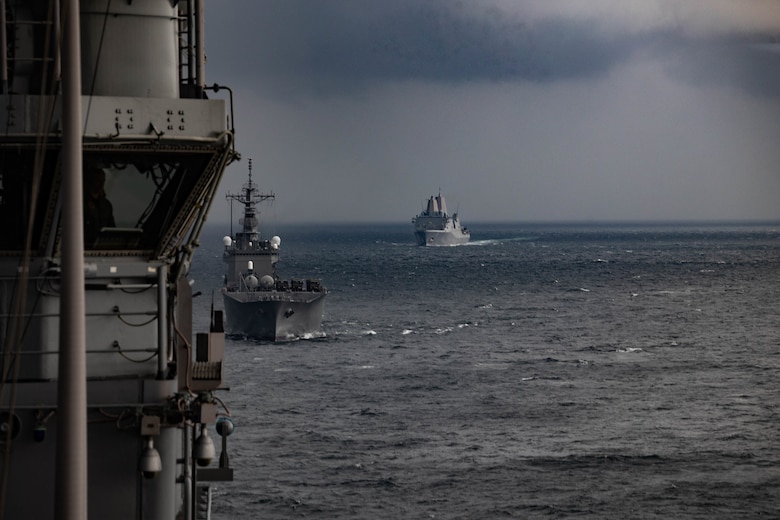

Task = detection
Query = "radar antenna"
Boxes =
[225,158,275,239]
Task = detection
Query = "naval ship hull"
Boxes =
[412,192,470,246]
[414,228,470,246]
[221,168,327,341]
[223,291,327,341]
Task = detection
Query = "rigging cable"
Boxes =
[82,0,111,135]
[0,1,61,514]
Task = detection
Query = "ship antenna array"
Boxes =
[225,158,275,236]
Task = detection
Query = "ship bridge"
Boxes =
[0,2,238,519]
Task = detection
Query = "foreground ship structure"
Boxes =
[222,164,327,341]
[413,192,471,246]
[1,1,237,518]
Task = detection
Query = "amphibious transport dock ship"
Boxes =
[0,1,237,519]
[222,164,327,341]
[412,192,470,246]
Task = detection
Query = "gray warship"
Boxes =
[0,1,237,519]
[222,164,327,341]
[412,192,471,246]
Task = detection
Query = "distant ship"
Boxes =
[222,163,327,341]
[412,192,471,246]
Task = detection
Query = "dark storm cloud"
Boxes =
[209,0,640,91]
[287,5,638,83]
[206,0,780,97]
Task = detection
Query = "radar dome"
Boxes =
[271,236,281,249]
[246,274,259,289]
[223,236,232,247]
[260,275,275,289]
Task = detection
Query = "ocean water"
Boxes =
[189,222,780,519]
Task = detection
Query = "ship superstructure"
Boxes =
[0,1,237,518]
[222,163,327,341]
[412,192,470,246]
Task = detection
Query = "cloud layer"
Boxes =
[204,1,780,224]
[207,0,780,97]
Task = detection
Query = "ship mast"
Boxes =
[56,0,88,517]
[226,159,274,240]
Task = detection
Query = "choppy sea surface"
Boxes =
[189,222,780,519]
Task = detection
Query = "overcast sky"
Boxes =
[203,0,780,224]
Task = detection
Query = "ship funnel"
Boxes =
[427,196,438,214]
[437,194,448,214]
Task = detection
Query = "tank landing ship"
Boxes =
[412,192,470,246]
[222,164,327,341]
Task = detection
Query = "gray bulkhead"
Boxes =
[0,1,236,518]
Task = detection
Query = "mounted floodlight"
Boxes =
[216,417,235,469]
[194,424,216,467]
[216,417,234,438]
[138,437,162,479]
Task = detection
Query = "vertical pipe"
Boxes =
[182,425,192,520]
[142,425,177,519]
[191,425,199,520]
[186,0,194,86]
[195,0,205,89]
[0,0,7,93]
[54,0,61,92]
[157,264,168,379]
[55,0,88,518]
